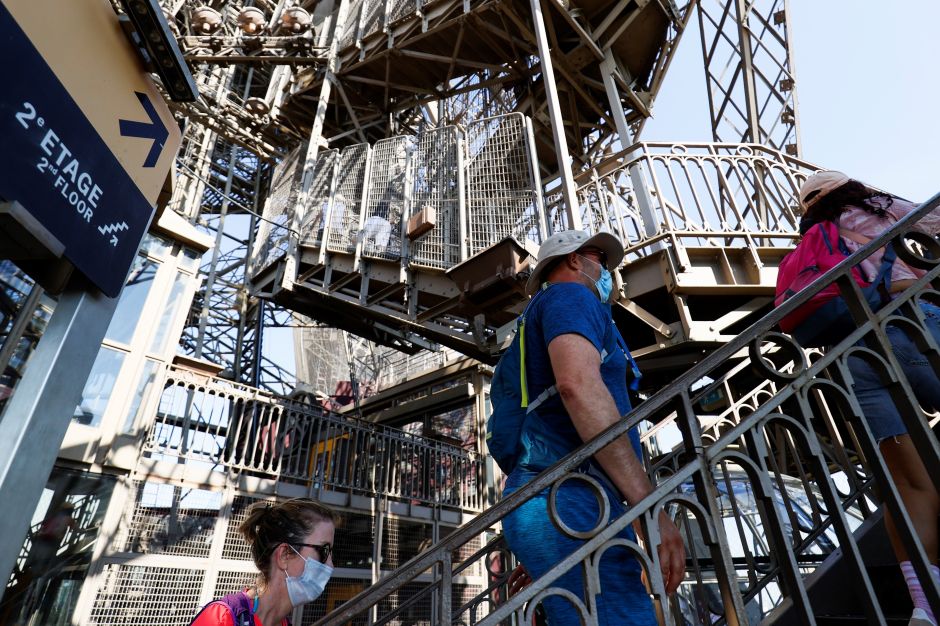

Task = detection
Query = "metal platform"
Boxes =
[249,132,816,377]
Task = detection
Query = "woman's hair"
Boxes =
[804,179,893,224]
[239,498,338,584]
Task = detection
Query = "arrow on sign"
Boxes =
[119,92,169,168]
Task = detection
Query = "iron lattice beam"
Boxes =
[697,0,801,156]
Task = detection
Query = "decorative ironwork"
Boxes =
[312,193,940,625]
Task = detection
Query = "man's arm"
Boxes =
[547,333,686,594]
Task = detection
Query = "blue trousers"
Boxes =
[849,302,940,441]
[502,469,656,626]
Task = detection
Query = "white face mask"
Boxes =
[284,545,333,606]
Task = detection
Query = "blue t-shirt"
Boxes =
[517,282,639,471]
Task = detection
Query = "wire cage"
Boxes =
[464,113,544,255]
[327,143,370,255]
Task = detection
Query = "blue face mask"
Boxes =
[285,545,333,606]
[578,255,614,302]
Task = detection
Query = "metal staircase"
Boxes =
[240,0,702,365]
[249,135,815,382]
[308,194,940,625]
[148,1,926,622]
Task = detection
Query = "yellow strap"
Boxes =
[519,318,528,408]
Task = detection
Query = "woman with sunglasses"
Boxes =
[190,498,337,626]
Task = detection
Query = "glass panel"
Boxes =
[430,404,475,447]
[179,247,204,272]
[73,347,125,427]
[104,256,159,345]
[138,234,173,259]
[0,262,56,420]
[0,467,116,626]
[121,359,160,433]
[148,272,188,355]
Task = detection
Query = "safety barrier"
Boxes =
[572,142,811,261]
[248,112,545,280]
[251,139,813,288]
[144,366,484,511]
[312,193,940,624]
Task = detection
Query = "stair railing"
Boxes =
[314,191,940,625]
[145,365,483,511]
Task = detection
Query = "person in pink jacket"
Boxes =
[799,171,940,626]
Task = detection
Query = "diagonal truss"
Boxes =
[697,0,802,155]
[153,0,800,396]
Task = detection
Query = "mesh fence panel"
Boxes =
[222,495,276,561]
[376,581,433,625]
[381,517,432,571]
[361,135,413,261]
[214,570,257,598]
[465,113,542,254]
[340,0,365,50]
[331,511,374,571]
[118,482,221,557]
[300,149,339,249]
[409,126,461,269]
[388,0,418,23]
[327,144,370,254]
[250,144,305,276]
[451,583,488,624]
[88,564,204,626]
[299,577,370,625]
[439,526,484,570]
[360,0,384,40]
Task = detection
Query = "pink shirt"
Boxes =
[838,196,940,284]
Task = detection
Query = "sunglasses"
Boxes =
[578,248,609,269]
[291,542,333,563]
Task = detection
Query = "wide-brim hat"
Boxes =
[799,170,850,214]
[525,230,625,295]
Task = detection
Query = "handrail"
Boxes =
[145,365,483,511]
[315,192,940,624]
[250,135,813,307]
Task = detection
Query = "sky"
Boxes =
[266,0,940,380]
[642,0,940,201]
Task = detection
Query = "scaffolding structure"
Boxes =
[142,0,804,393]
[0,0,817,624]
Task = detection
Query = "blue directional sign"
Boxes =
[0,1,178,297]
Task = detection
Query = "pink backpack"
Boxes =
[775,220,895,346]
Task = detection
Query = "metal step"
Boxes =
[767,509,915,625]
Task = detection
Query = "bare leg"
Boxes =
[880,435,939,563]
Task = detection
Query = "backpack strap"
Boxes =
[611,322,642,392]
[520,285,635,412]
[518,283,553,410]
[220,592,254,626]
[189,592,253,626]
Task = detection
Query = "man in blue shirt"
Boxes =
[502,229,685,625]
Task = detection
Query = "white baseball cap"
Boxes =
[525,230,624,295]
[799,170,850,213]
